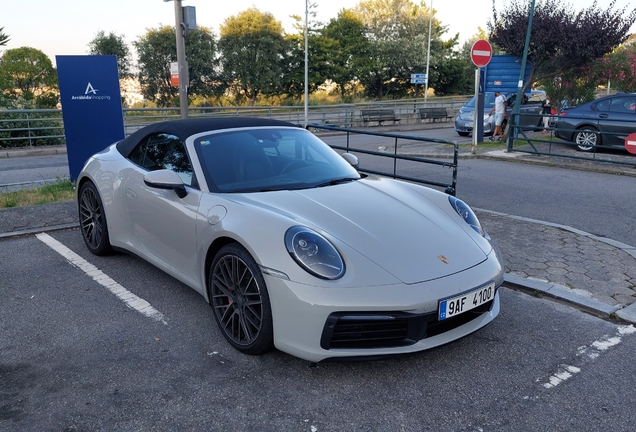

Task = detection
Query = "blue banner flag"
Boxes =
[56,55,125,181]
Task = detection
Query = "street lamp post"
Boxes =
[304,0,309,127]
[424,0,433,101]
[171,0,189,119]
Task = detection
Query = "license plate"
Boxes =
[438,283,495,321]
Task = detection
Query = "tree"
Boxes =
[0,27,9,46]
[281,2,333,103]
[134,26,217,107]
[538,69,599,111]
[0,47,58,106]
[593,41,636,93]
[321,10,371,99]
[87,30,133,77]
[218,8,287,105]
[351,0,451,100]
[489,0,636,94]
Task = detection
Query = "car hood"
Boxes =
[238,178,488,284]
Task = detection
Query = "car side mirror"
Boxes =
[144,169,188,198]
[341,152,359,169]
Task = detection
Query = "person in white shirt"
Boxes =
[488,91,507,141]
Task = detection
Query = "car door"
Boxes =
[595,96,636,147]
[124,133,203,284]
[511,94,543,129]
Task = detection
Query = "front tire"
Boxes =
[209,243,274,355]
[78,181,113,256]
[457,131,469,137]
[574,127,599,152]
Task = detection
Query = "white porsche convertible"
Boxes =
[77,117,504,362]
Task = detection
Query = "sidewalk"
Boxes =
[1,126,636,325]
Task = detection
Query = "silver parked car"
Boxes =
[77,117,504,362]
[455,90,546,137]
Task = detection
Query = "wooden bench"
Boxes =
[361,109,401,126]
[419,107,453,122]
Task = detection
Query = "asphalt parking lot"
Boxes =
[2,228,636,431]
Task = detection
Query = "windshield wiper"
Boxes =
[315,177,359,188]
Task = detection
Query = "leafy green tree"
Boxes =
[321,10,371,99]
[281,2,333,103]
[87,30,133,77]
[218,8,287,105]
[351,0,451,100]
[538,70,598,111]
[0,27,9,46]
[134,26,217,107]
[0,47,58,105]
[593,40,636,93]
[489,0,636,94]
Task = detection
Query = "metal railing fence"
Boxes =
[506,112,636,168]
[308,123,459,196]
[0,98,469,149]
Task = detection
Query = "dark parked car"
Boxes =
[555,93,636,152]
[454,90,546,137]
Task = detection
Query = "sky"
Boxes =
[2,0,636,66]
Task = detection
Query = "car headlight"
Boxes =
[285,226,345,280]
[448,196,483,236]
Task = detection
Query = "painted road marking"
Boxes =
[541,325,635,389]
[36,233,168,325]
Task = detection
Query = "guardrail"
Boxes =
[0,109,65,147]
[0,98,469,149]
[308,123,459,196]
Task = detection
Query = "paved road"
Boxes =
[0,153,69,192]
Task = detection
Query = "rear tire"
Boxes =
[78,181,113,256]
[574,127,599,152]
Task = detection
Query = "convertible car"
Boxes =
[77,117,504,362]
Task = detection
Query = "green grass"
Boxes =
[0,178,75,208]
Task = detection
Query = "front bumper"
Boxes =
[265,250,504,362]
[455,119,494,135]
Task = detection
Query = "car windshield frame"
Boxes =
[192,126,361,193]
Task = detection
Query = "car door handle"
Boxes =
[598,114,609,119]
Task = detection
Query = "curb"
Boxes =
[0,146,67,159]
[0,222,79,239]
[503,274,621,319]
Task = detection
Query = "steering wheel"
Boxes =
[281,160,308,174]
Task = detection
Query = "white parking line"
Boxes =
[541,325,635,389]
[36,233,168,325]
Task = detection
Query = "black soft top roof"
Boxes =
[116,117,299,157]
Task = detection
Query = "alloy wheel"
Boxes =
[211,253,265,348]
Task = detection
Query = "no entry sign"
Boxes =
[625,132,636,154]
[471,40,493,68]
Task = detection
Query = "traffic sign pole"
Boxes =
[470,40,492,147]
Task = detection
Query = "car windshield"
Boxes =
[194,127,361,193]
[464,93,499,109]
[463,91,544,110]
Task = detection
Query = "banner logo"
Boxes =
[71,82,111,100]
[85,82,99,95]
